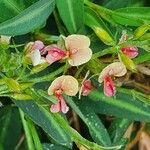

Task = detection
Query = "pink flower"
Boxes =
[121,46,138,59]
[45,35,92,66]
[48,75,79,113]
[25,40,45,66]
[98,62,127,97]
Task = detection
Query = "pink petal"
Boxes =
[121,46,138,59]
[59,95,69,114]
[68,47,92,66]
[45,46,66,64]
[65,34,90,50]
[32,40,44,51]
[103,76,116,97]
[82,80,92,96]
[50,102,61,113]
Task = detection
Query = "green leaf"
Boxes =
[65,96,111,146]
[0,106,22,150]
[108,118,132,143]
[0,0,38,22]
[112,7,150,26]
[43,143,70,150]
[88,90,150,122]
[0,0,55,35]
[14,100,72,148]
[84,7,115,45]
[56,0,84,33]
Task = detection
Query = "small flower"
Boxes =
[25,40,45,66]
[65,35,92,66]
[121,46,138,59]
[98,62,127,97]
[45,35,92,66]
[82,80,92,96]
[79,71,93,99]
[48,75,79,113]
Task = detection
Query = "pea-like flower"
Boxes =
[48,75,79,113]
[46,35,92,66]
[98,62,127,97]
[25,40,45,66]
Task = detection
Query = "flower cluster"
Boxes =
[26,35,92,67]
[24,33,139,114]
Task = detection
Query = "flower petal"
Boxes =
[48,76,64,95]
[30,49,42,66]
[50,102,61,113]
[32,40,44,51]
[68,47,92,66]
[104,76,116,97]
[65,34,90,50]
[60,96,69,114]
[45,46,66,64]
[0,35,11,44]
[98,62,127,83]
[61,75,79,96]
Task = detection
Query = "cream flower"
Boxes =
[48,75,79,113]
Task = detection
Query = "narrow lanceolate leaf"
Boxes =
[0,0,55,35]
[84,7,114,45]
[65,96,111,146]
[0,0,38,22]
[43,143,71,150]
[108,118,132,144]
[88,90,150,122]
[56,0,84,33]
[14,100,72,148]
[112,7,150,26]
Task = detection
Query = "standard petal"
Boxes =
[68,47,92,66]
[30,49,42,66]
[103,76,116,97]
[61,75,79,96]
[32,40,44,51]
[65,34,90,50]
[98,62,127,83]
[48,76,65,95]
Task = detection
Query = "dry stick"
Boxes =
[125,123,145,150]
[15,134,25,150]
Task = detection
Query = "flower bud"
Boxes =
[119,53,137,72]
[92,26,114,45]
[121,46,138,59]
